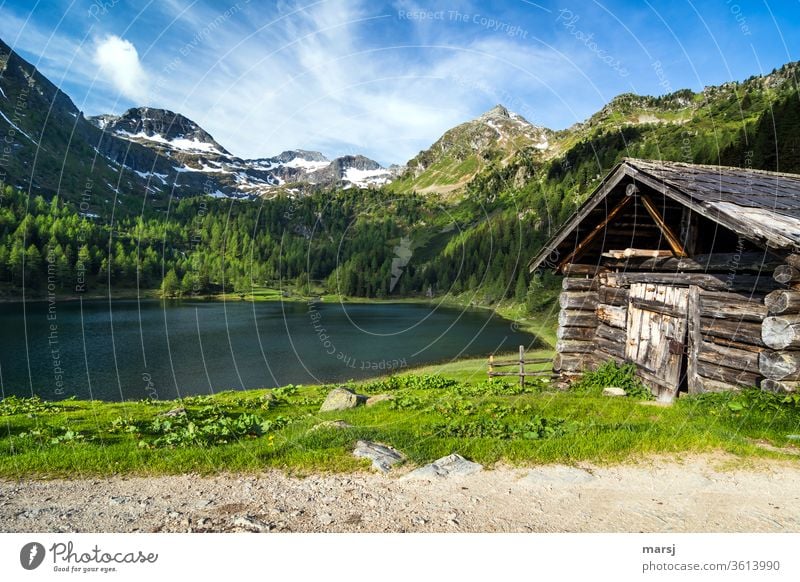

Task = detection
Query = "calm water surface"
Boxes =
[0,299,538,401]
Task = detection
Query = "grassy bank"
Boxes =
[2,355,799,478]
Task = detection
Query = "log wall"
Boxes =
[554,277,601,374]
[554,258,791,396]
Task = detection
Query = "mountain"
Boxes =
[88,107,231,156]
[388,104,551,196]
[86,107,396,195]
[0,38,394,215]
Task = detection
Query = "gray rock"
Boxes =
[602,386,627,397]
[366,394,394,407]
[161,406,186,417]
[353,440,405,473]
[523,465,594,485]
[233,515,272,532]
[404,454,483,480]
[319,387,366,412]
[309,420,352,432]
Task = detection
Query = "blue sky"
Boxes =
[0,0,798,164]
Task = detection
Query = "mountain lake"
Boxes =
[0,299,541,401]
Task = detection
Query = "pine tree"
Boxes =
[514,271,527,302]
[160,269,180,298]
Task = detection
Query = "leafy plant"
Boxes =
[571,361,653,400]
[435,415,581,440]
[0,396,61,416]
[107,416,139,434]
[16,426,87,445]
[137,405,291,448]
[364,374,458,393]
[389,394,427,411]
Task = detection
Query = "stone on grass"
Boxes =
[319,387,366,412]
[602,386,627,397]
[366,394,394,407]
[404,454,483,480]
[353,440,405,473]
[161,407,186,417]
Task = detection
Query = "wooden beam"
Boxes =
[639,193,687,258]
[629,168,794,252]
[528,165,629,273]
[761,379,800,393]
[679,206,699,257]
[765,290,800,315]
[558,309,598,328]
[557,326,597,341]
[773,265,800,284]
[699,294,768,322]
[596,304,627,328]
[559,291,599,310]
[562,278,597,291]
[602,248,674,259]
[759,350,800,381]
[601,252,784,273]
[600,272,779,292]
[556,195,633,271]
[561,263,609,277]
[686,285,702,393]
[762,315,800,349]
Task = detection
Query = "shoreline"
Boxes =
[0,288,555,344]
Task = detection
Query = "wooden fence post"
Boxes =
[519,345,525,389]
[488,354,494,378]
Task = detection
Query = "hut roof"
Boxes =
[529,158,800,272]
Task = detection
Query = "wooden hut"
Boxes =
[528,158,800,401]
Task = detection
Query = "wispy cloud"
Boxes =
[4,0,796,164]
[125,0,579,163]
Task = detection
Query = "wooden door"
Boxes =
[625,283,689,401]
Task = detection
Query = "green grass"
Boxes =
[2,357,800,478]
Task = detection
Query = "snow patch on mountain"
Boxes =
[0,109,38,144]
[344,167,393,186]
[283,157,331,171]
[116,130,224,155]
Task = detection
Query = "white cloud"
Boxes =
[93,35,149,102]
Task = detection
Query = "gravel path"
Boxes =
[2,454,799,533]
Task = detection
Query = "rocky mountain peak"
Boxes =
[480,104,511,120]
[272,149,329,164]
[88,107,229,155]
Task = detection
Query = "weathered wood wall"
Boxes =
[674,287,767,393]
[552,257,797,396]
[554,274,600,375]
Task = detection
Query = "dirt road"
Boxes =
[2,454,799,533]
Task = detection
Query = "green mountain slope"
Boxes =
[387,105,551,196]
